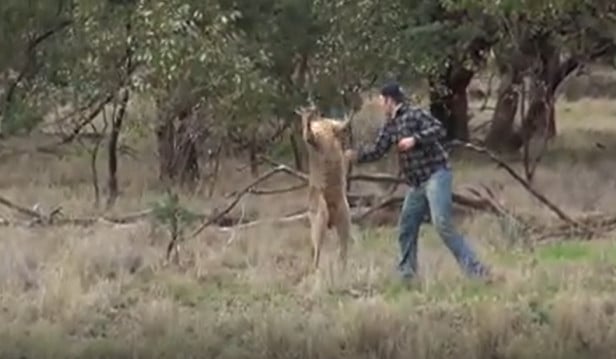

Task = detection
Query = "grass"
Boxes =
[2,93,616,357]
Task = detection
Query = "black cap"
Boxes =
[380,82,406,103]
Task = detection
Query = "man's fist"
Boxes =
[398,136,416,151]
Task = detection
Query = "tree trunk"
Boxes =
[248,133,260,178]
[484,67,523,152]
[518,39,558,143]
[519,82,554,143]
[174,113,200,188]
[156,114,176,186]
[106,18,133,208]
[489,35,580,154]
[106,88,130,209]
[155,108,201,189]
[429,64,473,142]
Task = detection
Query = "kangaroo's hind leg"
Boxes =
[333,199,353,271]
[309,193,329,271]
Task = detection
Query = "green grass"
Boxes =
[3,216,616,358]
[537,241,594,262]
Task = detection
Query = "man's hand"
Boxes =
[344,149,357,163]
[397,136,416,151]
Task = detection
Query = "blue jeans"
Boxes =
[397,167,489,279]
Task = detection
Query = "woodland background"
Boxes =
[2,0,616,357]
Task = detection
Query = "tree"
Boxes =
[220,0,434,170]
[0,0,141,206]
[131,0,259,187]
[444,0,616,152]
[0,0,72,135]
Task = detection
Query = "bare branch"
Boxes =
[214,212,309,233]
[352,196,400,222]
[0,194,155,227]
[248,183,307,195]
[0,195,43,219]
[189,164,305,238]
[1,19,73,115]
[450,140,583,228]
[0,93,115,161]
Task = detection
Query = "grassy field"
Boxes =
[1,90,616,358]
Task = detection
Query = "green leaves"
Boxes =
[1,95,43,135]
[151,191,201,228]
[1,0,614,144]
[441,0,579,16]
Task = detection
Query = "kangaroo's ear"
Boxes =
[295,105,319,118]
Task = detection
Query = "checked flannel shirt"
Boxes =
[356,103,450,187]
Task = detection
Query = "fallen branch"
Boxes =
[259,156,308,181]
[254,150,594,237]
[215,212,310,233]
[450,140,583,229]
[260,156,501,207]
[349,173,404,184]
[0,195,43,219]
[0,191,259,230]
[247,183,307,195]
[1,137,606,245]
[41,209,154,227]
[352,196,400,222]
[464,185,519,221]
[0,194,155,227]
[189,164,304,238]
[531,213,616,242]
[258,156,504,220]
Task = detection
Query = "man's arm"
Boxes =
[410,109,447,145]
[355,123,394,163]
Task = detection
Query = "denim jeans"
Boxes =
[397,167,489,279]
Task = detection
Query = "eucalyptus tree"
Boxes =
[443,0,616,151]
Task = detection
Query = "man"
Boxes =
[345,82,491,281]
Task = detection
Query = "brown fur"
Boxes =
[295,106,354,271]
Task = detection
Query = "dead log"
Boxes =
[346,192,495,213]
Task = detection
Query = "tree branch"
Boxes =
[2,19,73,116]
[189,164,304,238]
[450,140,583,228]
[0,195,44,219]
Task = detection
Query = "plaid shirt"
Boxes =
[356,103,449,187]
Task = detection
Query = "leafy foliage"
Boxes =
[151,191,201,229]
[0,0,615,155]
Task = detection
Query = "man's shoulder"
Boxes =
[398,104,434,122]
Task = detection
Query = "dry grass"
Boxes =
[1,94,616,358]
